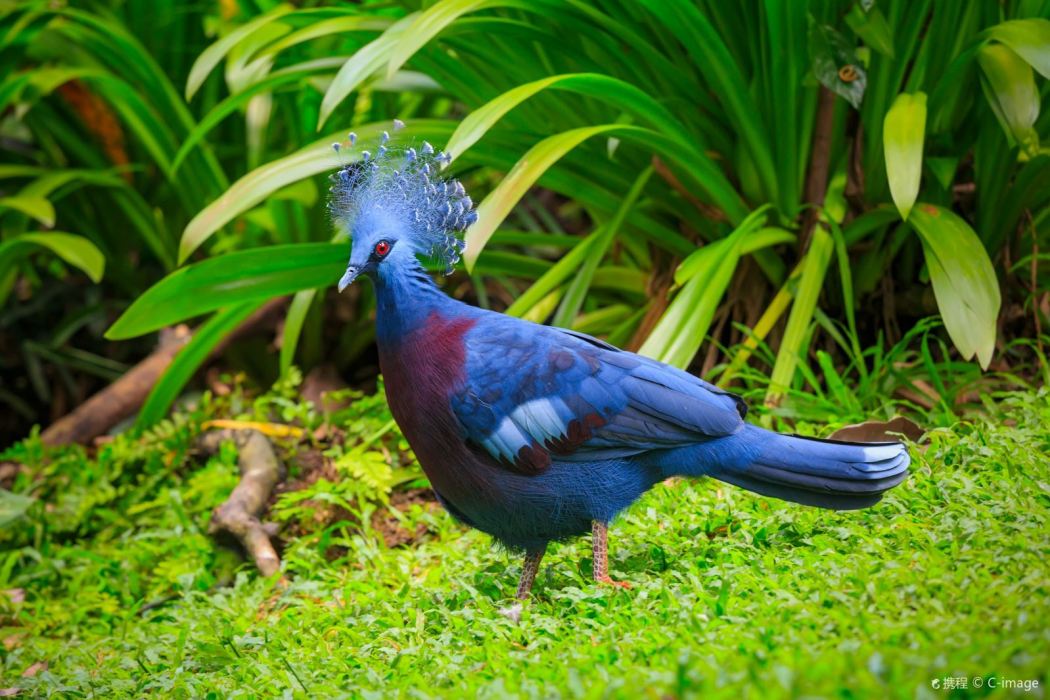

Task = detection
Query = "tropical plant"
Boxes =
[3,1,1048,436]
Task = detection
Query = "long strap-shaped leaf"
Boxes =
[280,289,319,377]
[638,207,783,368]
[173,57,349,173]
[766,227,834,403]
[0,233,105,283]
[178,120,455,262]
[639,0,778,204]
[317,13,419,129]
[551,166,653,328]
[185,4,296,100]
[385,0,535,79]
[107,243,345,339]
[445,73,692,161]
[464,124,747,269]
[136,302,263,428]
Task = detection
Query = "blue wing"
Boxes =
[449,315,747,474]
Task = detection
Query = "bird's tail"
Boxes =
[705,425,910,510]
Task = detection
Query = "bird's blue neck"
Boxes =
[372,260,461,346]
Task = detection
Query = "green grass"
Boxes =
[2,384,1048,698]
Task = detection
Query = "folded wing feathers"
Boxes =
[464,321,748,468]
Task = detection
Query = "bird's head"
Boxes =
[328,127,475,292]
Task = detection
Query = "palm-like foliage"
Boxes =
[2,0,1048,434]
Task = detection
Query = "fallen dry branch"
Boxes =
[41,297,288,446]
[40,325,191,446]
[200,428,286,577]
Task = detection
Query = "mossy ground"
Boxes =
[2,386,1048,698]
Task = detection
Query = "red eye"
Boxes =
[374,240,391,257]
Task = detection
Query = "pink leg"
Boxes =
[592,521,631,589]
[515,546,546,600]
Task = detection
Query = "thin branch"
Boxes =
[200,428,286,577]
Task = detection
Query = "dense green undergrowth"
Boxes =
[1,381,1048,698]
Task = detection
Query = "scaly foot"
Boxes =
[596,574,632,589]
[592,521,631,590]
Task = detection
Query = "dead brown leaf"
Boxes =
[829,416,925,443]
[22,661,46,678]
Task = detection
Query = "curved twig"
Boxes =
[199,429,286,576]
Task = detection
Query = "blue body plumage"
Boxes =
[331,127,910,598]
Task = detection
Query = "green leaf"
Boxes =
[0,489,34,528]
[472,250,552,278]
[925,157,958,191]
[767,226,834,401]
[987,18,1050,79]
[640,207,786,368]
[638,237,740,369]
[83,75,180,176]
[185,4,295,100]
[825,217,865,381]
[810,23,866,109]
[883,92,927,220]
[386,0,511,78]
[551,166,652,328]
[0,195,55,226]
[136,302,262,428]
[0,166,47,179]
[642,0,778,203]
[0,66,104,112]
[465,123,746,270]
[257,15,394,59]
[977,44,1040,157]
[445,73,687,162]
[178,120,454,262]
[504,233,602,317]
[464,125,621,271]
[280,289,318,376]
[173,58,346,173]
[676,223,792,285]
[317,13,417,129]
[845,4,895,58]
[107,243,344,340]
[909,204,1001,369]
[0,232,105,283]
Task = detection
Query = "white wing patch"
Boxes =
[509,397,569,443]
[480,397,570,462]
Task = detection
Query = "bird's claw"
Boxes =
[596,575,632,590]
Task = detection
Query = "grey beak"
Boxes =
[337,265,360,292]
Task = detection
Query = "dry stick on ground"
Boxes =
[40,325,191,445]
[199,428,286,577]
[41,297,288,446]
